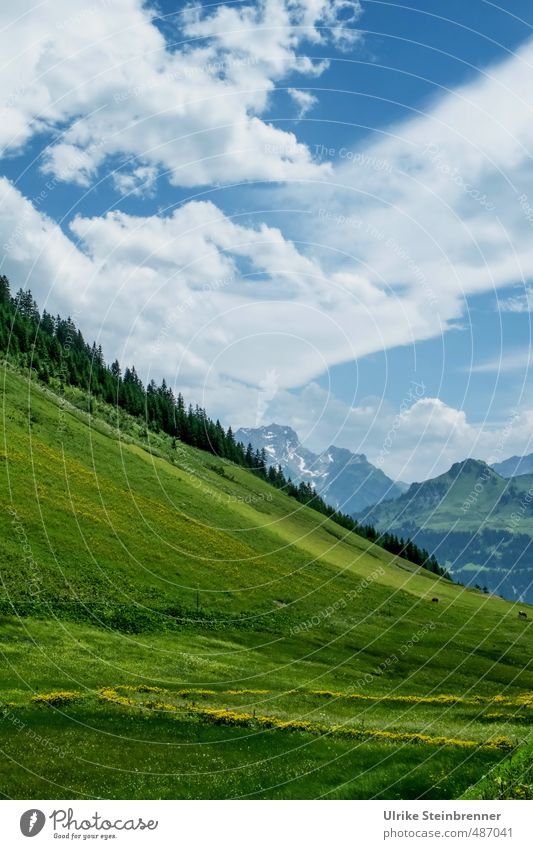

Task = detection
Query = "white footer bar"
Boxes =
[2,799,531,848]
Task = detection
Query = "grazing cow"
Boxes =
[431,597,439,603]
[518,611,528,620]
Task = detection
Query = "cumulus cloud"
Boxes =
[112,164,158,198]
[2,170,443,396]
[4,6,533,478]
[289,0,363,49]
[244,383,533,482]
[2,168,532,482]
[0,178,377,389]
[0,0,347,188]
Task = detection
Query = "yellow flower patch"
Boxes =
[98,687,134,707]
[31,690,83,706]
[487,736,517,751]
[513,692,533,708]
[121,685,168,695]
[310,689,533,710]
[176,688,217,698]
[186,705,514,751]
[142,700,178,713]
[311,690,465,706]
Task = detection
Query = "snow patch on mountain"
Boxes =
[235,423,404,515]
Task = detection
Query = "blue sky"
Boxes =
[2,0,533,480]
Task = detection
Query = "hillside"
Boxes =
[0,368,532,799]
[235,423,404,514]
[361,459,533,603]
[0,281,440,580]
[0,368,445,624]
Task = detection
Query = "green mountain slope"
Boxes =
[0,370,532,800]
[0,368,450,624]
[0,279,438,581]
[361,459,533,603]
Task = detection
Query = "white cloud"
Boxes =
[2,167,532,482]
[242,383,533,483]
[275,37,533,338]
[66,198,436,390]
[5,10,533,478]
[468,349,533,374]
[0,177,387,387]
[0,0,348,188]
[0,177,93,307]
[0,166,454,472]
[288,88,318,118]
[498,286,533,313]
[184,1,363,54]
[112,164,158,198]
[289,0,363,49]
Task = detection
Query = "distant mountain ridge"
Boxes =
[235,423,405,515]
[492,451,533,478]
[360,457,533,603]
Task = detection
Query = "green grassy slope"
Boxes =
[0,368,466,624]
[462,738,533,800]
[0,369,532,799]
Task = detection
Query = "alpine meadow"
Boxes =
[0,281,531,800]
[1,0,533,817]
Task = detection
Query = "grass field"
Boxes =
[0,367,532,799]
